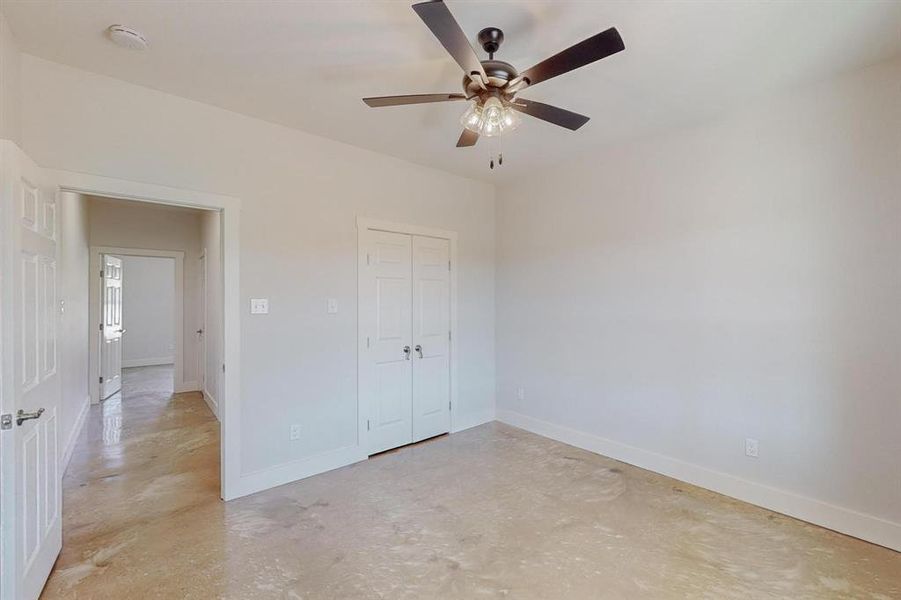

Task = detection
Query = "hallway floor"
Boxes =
[42,366,900,599]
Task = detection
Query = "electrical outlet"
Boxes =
[327,298,338,314]
[516,387,525,401]
[745,438,759,458]
[289,424,301,441]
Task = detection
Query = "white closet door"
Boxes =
[411,235,450,442]
[361,230,413,454]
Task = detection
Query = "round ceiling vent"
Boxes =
[107,25,148,50]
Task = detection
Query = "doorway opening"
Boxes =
[97,252,178,400]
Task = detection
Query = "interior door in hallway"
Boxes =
[360,230,413,455]
[0,142,62,600]
[100,255,123,399]
[411,236,451,442]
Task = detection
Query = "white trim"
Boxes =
[89,247,184,404]
[230,446,366,500]
[122,357,174,368]
[496,409,901,552]
[203,389,219,421]
[48,169,241,502]
[174,380,200,393]
[355,217,459,453]
[60,395,90,475]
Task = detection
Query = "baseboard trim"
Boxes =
[202,389,219,421]
[452,407,496,434]
[174,380,200,393]
[122,357,174,368]
[496,409,901,552]
[229,445,367,501]
[61,395,90,474]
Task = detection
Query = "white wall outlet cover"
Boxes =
[250,298,269,314]
[745,438,759,458]
[516,387,525,400]
[289,424,301,441]
[327,298,338,314]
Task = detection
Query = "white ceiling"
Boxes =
[4,1,900,182]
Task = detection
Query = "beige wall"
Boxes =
[200,210,222,417]
[22,55,497,477]
[87,197,205,387]
[120,255,176,367]
[58,191,90,466]
[496,58,901,542]
[0,13,20,145]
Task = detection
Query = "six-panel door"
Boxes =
[411,236,451,442]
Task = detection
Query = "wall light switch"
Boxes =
[289,424,301,441]
[250,298,269,314]
[327,298,338,314]
[516,387,525,400]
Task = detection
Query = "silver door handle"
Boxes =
[196,329,203,334]
[117,328,126,334]
[414,344,423,359]
[403,345,411,360]
[16,408,44,426]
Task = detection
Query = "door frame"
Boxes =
[44,169,242,501]
[356,217,459,451]
[89,248,185,403]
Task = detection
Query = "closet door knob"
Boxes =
[403,345,411,360]
[414,344,423,359]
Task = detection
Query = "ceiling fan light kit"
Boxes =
[363,0,625,168]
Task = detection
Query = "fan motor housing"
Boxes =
[463,60,519,97]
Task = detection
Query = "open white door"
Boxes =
[100,255,123,399]
[0,141,62,600]
[360,230,414,455]
[411,236,451,442]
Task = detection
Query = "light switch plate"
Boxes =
[250,298,269,314]
[327,298,338,314]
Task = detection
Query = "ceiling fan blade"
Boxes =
[412,0,488,83]
[363,93,467,107]
[511,98,590,131]
[456,129,478,147]
[519,27,624,88]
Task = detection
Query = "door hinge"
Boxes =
[448,330,451,341]
[366,419,370,431]
[99,376,104,384]
[222,364,226,372]
[448,401,452,411]
[366,336,370,348]
[1,414,11,430]
[100,270,104,278]
[366,253,371,266]
[448,260,451,271]
[99,323,104,331]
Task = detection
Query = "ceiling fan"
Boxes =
[363,0,624,154]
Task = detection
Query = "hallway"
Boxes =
[42,365,220,598]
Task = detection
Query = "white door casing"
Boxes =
[411,236,451,442]
[360,230,414,454]
[100,255,123,399]
[0,141,62,600]
[199,252,206,394]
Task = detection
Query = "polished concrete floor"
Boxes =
[43,366,900,599]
